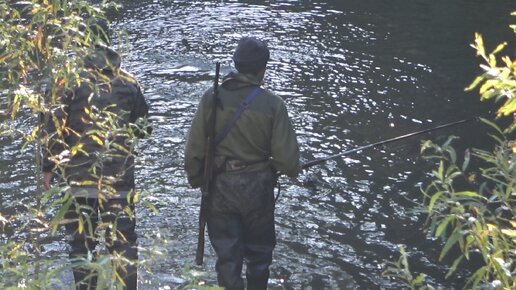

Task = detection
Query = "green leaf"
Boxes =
[501,229,516,238]
[428,191,444,212]
[491,42,507,54]
[10,93,20,119]
[479,118,503,135]
[465,75,486,91]
[479,80,496,94]
[462,149,470,172]
[41,186,62,204]
[480,89,498,102]
[446,256,464,278]
[70,143,84,156]
[487,133,504,146]
[439,230,461,261]
[498,97,516,116]
[420,140,434,153]
[437,161,444,181]
[488,54,497,67]
[474,33,486,58]
[446,170,462,181]
[467,266,487,289]
[50,196,73,235]
[454,191,484,199]
[143,200,158,214]
[435,215,454,238]
[412,273,426,286]
[464,235,475,259]
[448,148,457,164]
[442,136,458,148]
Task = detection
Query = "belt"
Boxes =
[221,158,271,172]
[225,159,247,171]
[69,187,132,199]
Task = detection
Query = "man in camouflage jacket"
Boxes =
[42,23,150,290]
[185,37,301,290]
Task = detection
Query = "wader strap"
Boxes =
[274,174,282,203]
[214,87,262,145]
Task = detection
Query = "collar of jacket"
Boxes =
[221,71,263,90]
[83,44,121,72]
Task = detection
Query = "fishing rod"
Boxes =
[302,117,479,169]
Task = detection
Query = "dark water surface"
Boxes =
[1,0,514,289]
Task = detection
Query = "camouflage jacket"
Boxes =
[184,71,301,188]
[43,45,150,191]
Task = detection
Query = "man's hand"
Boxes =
[43,172,52,191]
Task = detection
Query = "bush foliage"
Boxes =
[0,1,161,289]
[384,13,515,290]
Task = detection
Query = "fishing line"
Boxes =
[274,117,480,201]
[302,117,479,169]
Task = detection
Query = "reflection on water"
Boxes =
[1,0,514,289]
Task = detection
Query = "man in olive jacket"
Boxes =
[42,23,150,290]
[185,37,301,290]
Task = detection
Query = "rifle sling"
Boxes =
[214,87,262,146]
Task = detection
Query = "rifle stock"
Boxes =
[196,185,209,264]
[196,63,220,265]
[196,196,207,265]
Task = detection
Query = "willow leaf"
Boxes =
[439,230,462,261]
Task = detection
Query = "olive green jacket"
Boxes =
[184,71,301,188]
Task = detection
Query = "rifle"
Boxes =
[196,62,220,265]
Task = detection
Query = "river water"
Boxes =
[1,0,514,289]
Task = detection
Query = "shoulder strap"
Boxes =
[214,87,262,145]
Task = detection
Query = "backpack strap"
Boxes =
[214,87,262,146]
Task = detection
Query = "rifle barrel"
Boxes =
[196,62,221,265]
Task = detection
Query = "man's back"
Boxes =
[44,45,149,191]
[185,36,301,290]
[185,70,300,187]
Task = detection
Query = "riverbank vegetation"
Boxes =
[383,13,515,290]
[1,1,138,288]
[0,1,216,289]
[2,1,514,289]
